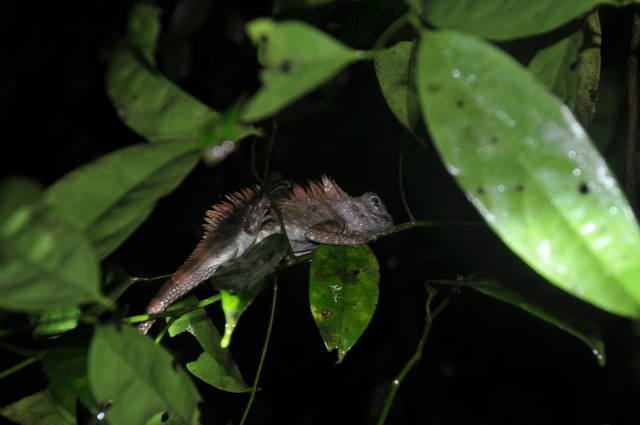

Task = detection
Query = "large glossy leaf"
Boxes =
[108,3,259,145]
[375,41,420,131]
[89,324,201,425]
[241,19,364,122]
[529,12,601,128]
[419,0,609,41]
[44,141,200,259]
[433,278,605,365]
[0,204,104,311]
[1,388,75,425]
[416,30,640,317]
[309,244,379,362]
[168,297,250,392]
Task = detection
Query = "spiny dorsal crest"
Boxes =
[288,175,349,201]
[202,186,259,235]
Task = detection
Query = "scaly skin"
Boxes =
[137,176,392,334]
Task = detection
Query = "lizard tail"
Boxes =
[136,267,213,334]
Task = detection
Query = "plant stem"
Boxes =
[375,287,449,425]
[124,294,221,325]
[239,279,278,425]
[0,354,43,380]
[0,340,42,358]
[374,14,409,51]
[628,10,640,211]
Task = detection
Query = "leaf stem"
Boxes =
[374,14,410,51]
[0,354,43,380]
[375,286,449,425]
[627,10,640,211]
[239,279,278,425]
[124,294,221,324]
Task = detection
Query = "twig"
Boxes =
[376,286,449,425]
[0,354,43,380]
[124,294,221,325]
[627,11,640,211]
[239,279,278,425]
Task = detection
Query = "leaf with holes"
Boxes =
[89,324,201,425]
[242,19,364,121]
[418,0,610,41]
[417,30,640,317]
[309,244,379,363]
[44,141,200,259]
[375,41,421,131]
[529,12,601,128]
[168,296,250,392]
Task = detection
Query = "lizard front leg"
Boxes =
[304,220,370,245]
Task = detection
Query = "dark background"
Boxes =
[2,1,640,424]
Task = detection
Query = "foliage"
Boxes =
[2,0,640,424]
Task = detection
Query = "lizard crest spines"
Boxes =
[202,186,259,235]
[288,175,348,202]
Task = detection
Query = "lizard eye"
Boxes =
[368,195,381,210]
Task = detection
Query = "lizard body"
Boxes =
[138,176,392,334]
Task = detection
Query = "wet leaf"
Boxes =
[89,324,201,425]
[168,297,250,392]
[242,19,364,121]
[0,204,104,312]
[218,283,265,349]
[529,12,601,128]
[0,388,75,425]
[107,3,259,145]
[433,278,606,365]
[44,141,200,259]
[375,41,421,131]
[419,0,609,41]
[417,30,640,317]
[309,244,379,362]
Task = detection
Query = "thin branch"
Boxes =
[239,279,278,425]
[627,11,640,211]
[376,286,449,425]
[374,14,409,51]
[0,354,43,380]
[124,294,221,325]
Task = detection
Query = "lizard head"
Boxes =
[339,191,393,237]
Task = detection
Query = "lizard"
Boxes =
[137,176,393,334]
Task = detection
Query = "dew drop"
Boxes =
[451,69,461,78]
[568,150,577,159]
[572,168,582,176]
[445,164,461,176]
[608,206,618,215]
[497,184,505,192]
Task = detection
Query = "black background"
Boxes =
[2,1,640,424]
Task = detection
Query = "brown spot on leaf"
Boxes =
[321,309,333,318]
[579,182,590,194]
[456,99,464,108]
[427,84,441,94]
[477,187,485,195]
[515,184,524,192]
[280,60,292,73]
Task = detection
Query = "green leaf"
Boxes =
[89,324,201,425]
[1,388,75,425]
[375,41,421,131]
[0,205,104,311]
[416,30,640,317]
[219,283,265,349]
[0,176,43,222]
[419,0,610,41]
[529,12,601,128]
[44,141,200,259]
[309,244,379,362]
[168,297,250,393]
[242,19,364,121]
[43,344,97,411]
[30,306,81,337]
[128,3,162,67]
[108,4,259,145]
[433,278,605,365]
